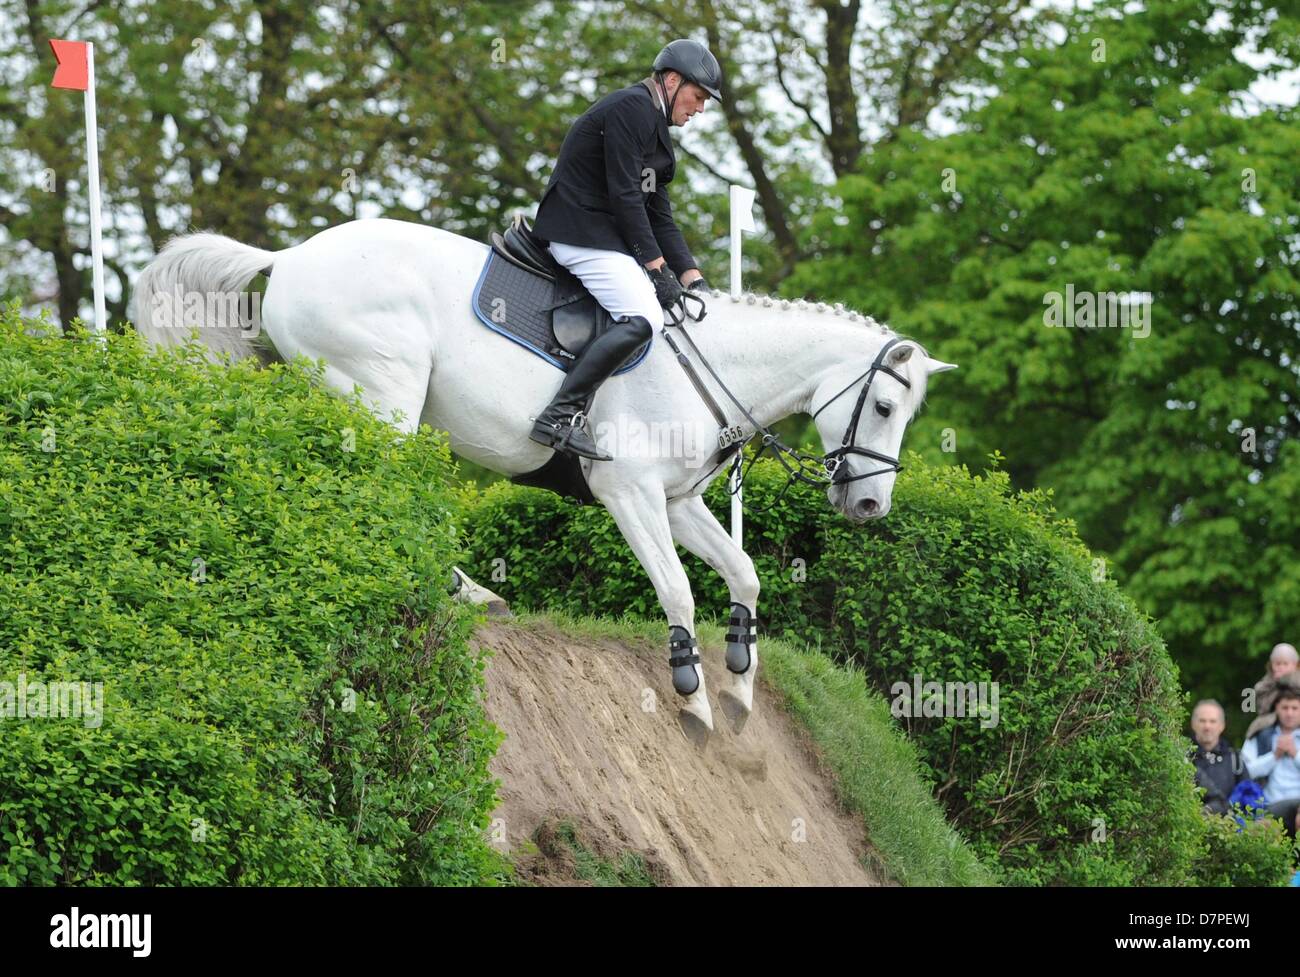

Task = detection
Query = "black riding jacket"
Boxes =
[533,79,696,276]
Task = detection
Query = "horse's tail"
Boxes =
[131,231,280,365]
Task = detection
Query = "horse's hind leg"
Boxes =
[265,291,434,437]
[449,567,511,617]
[315,359,430,436]
[302,342,492,597]
[667,495,760,734]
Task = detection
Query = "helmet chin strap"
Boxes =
[654,71,679,125]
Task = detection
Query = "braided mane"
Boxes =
[705,287,895,337]
[702,288,930,410]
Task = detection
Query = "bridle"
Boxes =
[663,310,914,509]
[810,336,912,486]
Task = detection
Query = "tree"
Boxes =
[2,0,1043,328]
[788,0,1300,713]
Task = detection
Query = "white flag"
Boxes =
[730,185,757,232]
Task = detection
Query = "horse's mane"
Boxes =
[702,287,931,410]
[702,287,896,337]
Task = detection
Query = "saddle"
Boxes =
[473,215,735,505]
[471,214,651,374]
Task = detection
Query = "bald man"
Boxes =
[1190,699,1249,816]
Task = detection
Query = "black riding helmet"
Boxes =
[652,38,723,123]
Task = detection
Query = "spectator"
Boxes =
[1241,687,1300,837]
[1244,642,1299,740]
[1189,700,1249,816]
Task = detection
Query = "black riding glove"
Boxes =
[647,265,686,309]
[687,276,711,293]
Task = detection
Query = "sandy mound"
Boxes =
[475,619,883,886]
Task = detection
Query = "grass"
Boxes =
[759,634,996,886]
[507,818,660,887]
[552,820,659,887]
[490,609,997,887]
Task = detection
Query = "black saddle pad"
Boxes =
[470,250,651,375]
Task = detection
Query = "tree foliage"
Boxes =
[787,0,1300,717]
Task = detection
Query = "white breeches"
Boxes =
[548,241,665,329]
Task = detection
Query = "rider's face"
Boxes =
[671,81,710,126]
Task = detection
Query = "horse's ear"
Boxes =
[886,343,915,366]
[925,357,957,375]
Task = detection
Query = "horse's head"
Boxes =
[810,338,956,523]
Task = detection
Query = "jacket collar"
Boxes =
[638,78,674,157]
[1190,735,1231,755]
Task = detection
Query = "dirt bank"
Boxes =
[475,618,883,886]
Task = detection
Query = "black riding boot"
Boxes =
[530,314,654,461]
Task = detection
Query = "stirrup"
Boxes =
[530,409,612,461]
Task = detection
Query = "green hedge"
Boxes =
[0,308,505,885]
[461,452,1291,885]
[1191,812,1294,888]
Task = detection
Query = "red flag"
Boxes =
[49,39,89,91]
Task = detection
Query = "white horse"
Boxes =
[132,218,955,744]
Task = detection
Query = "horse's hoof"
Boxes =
[449,567,512,617]
[678,708,713,748]
[718,689,751,734]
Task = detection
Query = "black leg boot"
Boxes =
[530,315,654,461]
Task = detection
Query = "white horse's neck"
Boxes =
[676,293,902,432]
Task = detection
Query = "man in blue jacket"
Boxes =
[1242,687,1300,837]
[530,38,722,461]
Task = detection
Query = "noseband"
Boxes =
[811,337,912,485]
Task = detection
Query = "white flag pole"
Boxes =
[83,42,107,337]
[728,185,757,545]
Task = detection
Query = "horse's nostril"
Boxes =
[855,498,878,518]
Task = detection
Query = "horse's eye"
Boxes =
[876,403,892,418]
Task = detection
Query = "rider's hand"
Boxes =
[647,265,686,310]
[687,276,711,293]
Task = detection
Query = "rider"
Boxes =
[530,38,723,461]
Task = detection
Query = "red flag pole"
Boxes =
[83,42,106,336]
[49,39,106,336]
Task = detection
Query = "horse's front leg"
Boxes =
[601,485,714,745]
[667,495,760,733]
